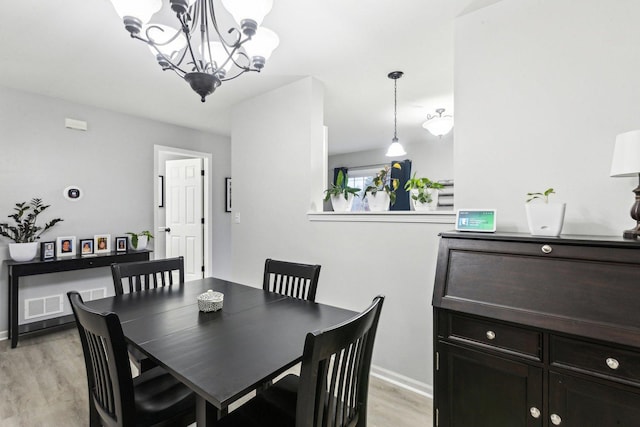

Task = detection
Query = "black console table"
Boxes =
[5,250,151,348]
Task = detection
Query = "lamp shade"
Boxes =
[611,130,640,177]
[221,0,273,26]
[423,115,454,137]
[243,27,280,60]
[109,0,162,23]
[385,140,406,157]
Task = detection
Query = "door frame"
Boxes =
[154,145,212,277]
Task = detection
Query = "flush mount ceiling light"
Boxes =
[423,108,454,137]
[385,71,407,157]
[109,0,279,102]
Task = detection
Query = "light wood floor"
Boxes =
[0,329,432,426]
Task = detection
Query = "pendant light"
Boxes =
[386,71,407,157]
[423,108,454,137]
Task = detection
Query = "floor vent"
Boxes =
[25,294,64,320]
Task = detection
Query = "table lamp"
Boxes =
[610,129,640,239]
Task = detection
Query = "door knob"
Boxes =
[163,227,171,233]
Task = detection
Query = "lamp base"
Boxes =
[624,178,640,239]
[623,225,640,239]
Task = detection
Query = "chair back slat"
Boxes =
[111,257,185,295]
[296,296,384,427]
[68,291,135,427]
[263,259,321,302]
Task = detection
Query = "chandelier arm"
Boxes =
[144,24,184,51]
[207,0,243,49]
[179,2,202,73]
[220,68,257,82]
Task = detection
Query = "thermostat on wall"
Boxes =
[455,209,497,232]
[64,186,83,201]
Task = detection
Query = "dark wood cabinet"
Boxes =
[433,232,640,427]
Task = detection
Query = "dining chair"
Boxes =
[67,291,196,427]
[216,295,385,427]
[111,256,184,372]
[263,258,321,302]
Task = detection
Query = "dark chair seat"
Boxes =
[68,291,196,427]
[217,296,385,427]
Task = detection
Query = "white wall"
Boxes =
[455,0,640,233]
[0,86,231,333]
[230,77,450,394]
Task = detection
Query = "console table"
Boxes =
[5,250,151,348]
[433,232,640,427]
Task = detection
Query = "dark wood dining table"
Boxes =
[86,277,357,426]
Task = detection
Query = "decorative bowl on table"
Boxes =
[197,290,224,312]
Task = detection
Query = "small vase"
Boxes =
[128,235,148,251]
[525,203,566,236]
[330,194,355,212]
[411,189,439,211]
[367,192,390,212]
[9,242,39,262]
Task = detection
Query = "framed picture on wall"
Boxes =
[225,177,232,212]
[94,234,111,254]
[40,241,56,261]
[79,239,94,256]
[56,236,76,257]
[115,236,128,253]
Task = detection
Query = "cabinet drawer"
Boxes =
[551,335,640,385]
[443,313,542,360]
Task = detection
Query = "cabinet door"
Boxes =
[436,342,542,427]
[549,372,640,426]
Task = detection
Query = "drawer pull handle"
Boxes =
[550,414,562,425]
[486,330,496,340]
[530,407,541,419]
[606,357,620,370]
[541,244,553,254]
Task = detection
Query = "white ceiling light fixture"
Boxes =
[108,0,279,102]
[423,108,454,138]
[386,71,407,157]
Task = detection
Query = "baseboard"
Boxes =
[370,365,433,399]
[0,330,7,341]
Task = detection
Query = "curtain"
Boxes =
[390,159,411,211]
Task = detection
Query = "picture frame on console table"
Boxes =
[40,241,56,261]
[56,236,76,257]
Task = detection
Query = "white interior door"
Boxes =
[165,158,204,281]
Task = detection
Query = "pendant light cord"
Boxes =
[393,78,398,141]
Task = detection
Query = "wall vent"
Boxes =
[25,294,64,320]
[79,287,107,302]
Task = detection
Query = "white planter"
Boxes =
[128,235,148,251]
[367,191,390,212]
[330,194,355,212]
[411,189,439,211]
[9,242,38,262]
[525,203,566,236]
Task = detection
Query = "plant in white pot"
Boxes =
[0,198,63,262]
[364,163,401,212]
[323,170,361,212]
[404,173,445,211]
[525,188,566,236]
[126,230,154,251]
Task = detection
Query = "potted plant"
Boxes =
[404,173,445,211]
[364,163,401,212]
[0,198,63,262]
[525,188,566,236]
[126,230,154,251]
[323,170,361,212]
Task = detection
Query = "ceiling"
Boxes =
[0,0,493,155]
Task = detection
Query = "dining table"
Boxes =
[86,276,357,426]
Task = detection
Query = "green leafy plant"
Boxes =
[0,198,63,243]
[126,230,154,248]
[364,163,402,205]
[323,169,361,201]
[526,188,555,203]
[404,173,445,204]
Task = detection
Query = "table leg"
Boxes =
[8,268,19,348]
[196,395,225,426]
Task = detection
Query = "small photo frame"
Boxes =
[40,241,56,261]
[94,234,111,254]
[115,236,128,253]
[79,239,94,256]
[225,177,232,212]
[56,236,76,257]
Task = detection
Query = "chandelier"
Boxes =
[386,71,407,157]
[423,108,454,137]
[109,0,279,102]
